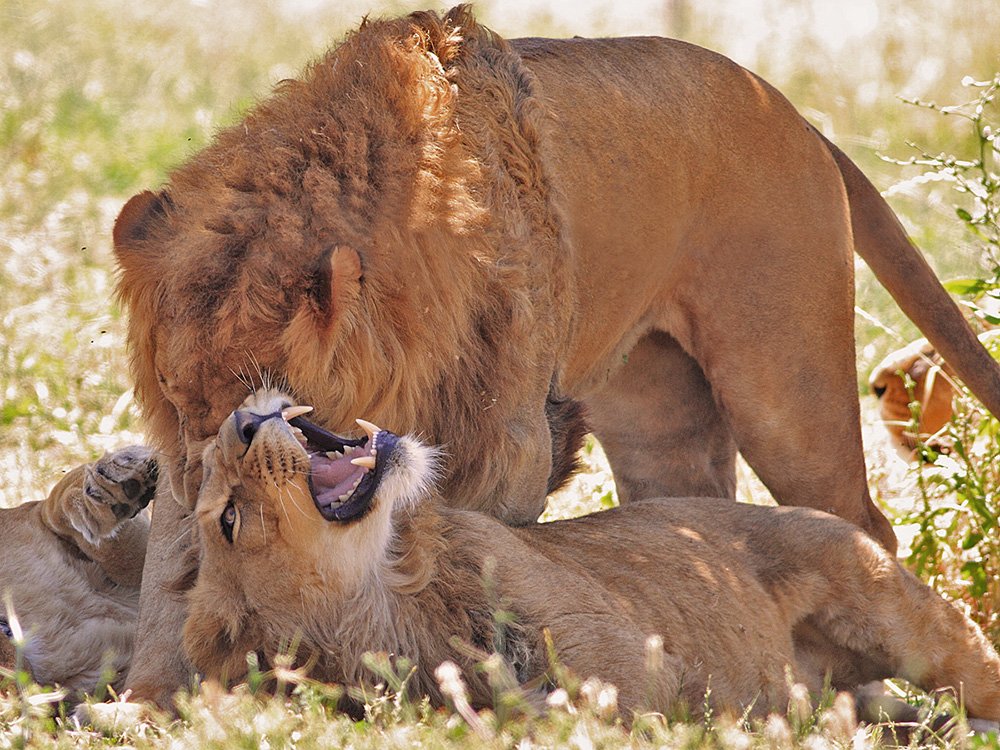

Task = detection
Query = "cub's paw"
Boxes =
[74,446,159,543]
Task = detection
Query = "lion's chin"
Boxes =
[289,416,401,523]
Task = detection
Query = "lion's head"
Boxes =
[182,389,439,683]
[113,7,571,521]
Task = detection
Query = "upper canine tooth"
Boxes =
[282,405,314,421]
[350,456,377,470]
[355,418,381,440]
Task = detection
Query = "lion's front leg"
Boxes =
[122,484,195,706]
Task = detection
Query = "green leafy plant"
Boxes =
[888,74,1000,641]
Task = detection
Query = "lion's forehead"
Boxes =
[196,446,239,517]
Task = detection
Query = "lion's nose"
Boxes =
[233,410,282,445]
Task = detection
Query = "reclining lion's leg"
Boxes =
[792,544,1000,720]
[40,446,157,588]
[586,331,737,503]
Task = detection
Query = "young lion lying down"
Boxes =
[183,389,1000,721]
[0,447,157,694]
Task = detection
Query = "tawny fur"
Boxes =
[0,448,157,694]
[184,391,1000,721]
[870,331,1000,452]
[112,7,1000,701]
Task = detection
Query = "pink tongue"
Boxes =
[310,453,368,503]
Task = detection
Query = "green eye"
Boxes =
[221,502,238,543]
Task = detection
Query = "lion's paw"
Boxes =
[74,446,158,543]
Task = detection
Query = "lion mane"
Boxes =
[114,6,574,519]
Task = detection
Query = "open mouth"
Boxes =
[286,412,400,523]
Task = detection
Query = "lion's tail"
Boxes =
[818,129,1000,419]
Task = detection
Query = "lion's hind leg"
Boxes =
[795,550,1000,721]
[586,331,738,503]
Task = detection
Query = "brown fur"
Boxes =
[0,448,157,694]
[114,7,1000,701]
[870,331,1000,451]
[183,390,1000,721]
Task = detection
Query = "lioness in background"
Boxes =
[870,332,1000,451]
[112,7,1000,701]
[182,390,1000,722]
[0,447,157,694]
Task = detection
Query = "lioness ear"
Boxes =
[281,246,362,378]
[113,189,172,254]
[182,599,259,685]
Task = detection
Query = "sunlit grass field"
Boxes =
[3,0,1000,745]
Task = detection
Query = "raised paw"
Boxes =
[75,446,159,542]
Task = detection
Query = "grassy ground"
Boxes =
[3,0,1000,745]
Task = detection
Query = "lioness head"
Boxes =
[869,337,955,451]
[183,389,437,681]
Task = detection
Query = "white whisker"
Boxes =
[166,523,193,552]
[275,484,293,527]
[281,481,312,521]
[228,363,253,393]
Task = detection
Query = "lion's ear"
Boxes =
[281,246,362,377]
[113,190,172,254]
[182,597,258,685]
[310,245,362,326]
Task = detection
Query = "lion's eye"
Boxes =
[220,502,239,544]
[0,618,11,639]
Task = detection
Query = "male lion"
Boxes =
[113,7,1000,701]
[0,447,157,695]
[182,389,1000,723]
